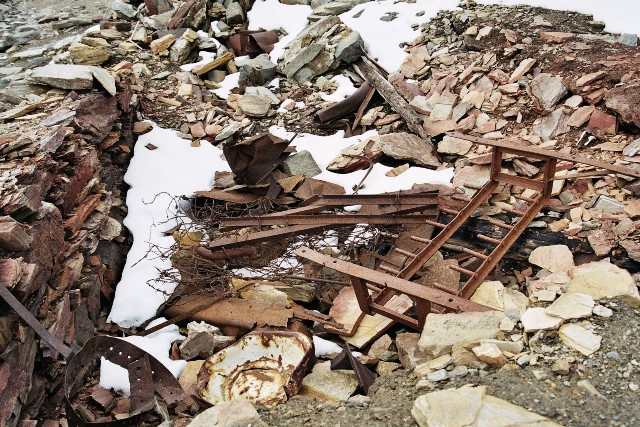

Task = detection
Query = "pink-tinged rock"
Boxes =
[568,106,595,127]
[508,58,536,83]
[190,122,206,138]
[604,82,640,128]
[576,71,607,87]
[400,46,430,78]
[587,109,617,135]
[540,32,575,43]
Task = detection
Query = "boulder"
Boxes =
[238,54,277,90]
[566,259,640,307]
[528,245,574,273]
[379,133,440,168]
[605,82,640,128]
[530,73,567,110]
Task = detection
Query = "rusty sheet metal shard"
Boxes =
[223,132,293,185]
[197,331,314,406]
[228,30,279,57]
[316,82,373,123]
[64,335,185,426]
[330,345,375,394]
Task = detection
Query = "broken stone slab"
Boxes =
[568,105,595,127]
[566,259,640,307]
[623,138,640,157]
[437,135,473,155]
[530,73,567,110]
[198,331,313,405]
[281,150,322,177]
[533,108,570,141]
[327,136,382,173]
[109,0,138,19]
[313,0,368,16]
[187,398,267,427]
[520,307,563,332]
[238,94,271,117]
[239,54,277,90]
[470,281,528,321]
[558,323,601,356]
[278,16,363,84]
[379,132,439,168]
[508,58,536,83]
[528,245,574,273]
[545,293,595,320]
[472,343,507,368]
[412,385,561,427]
[618,33,638,47]
[68,42,111,65]
[179,331,235,360]
[540,31,575,43]
[587,109,617,135]
[414,354,453,377]
[396,332,430,370]
[452,165,490,197]
[301,361,358,401]
[604,82,640,128]
[418,311,506,357]
[87,66,117,96]
[150,33,176,54]
[30,64,94,90]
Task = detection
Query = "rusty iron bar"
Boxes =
[218,212,439,227]
[447,132,640,178]
[301,192,439,207]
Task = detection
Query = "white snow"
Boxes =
[212,72,240,99]
[320,74,358,102]
[179,51,217,72]
[313,336,343,357]
[247,0,312,63]
[477,0,640,35]
[107,123,230,327]
[99,319,186,396]
[340,0,460,73]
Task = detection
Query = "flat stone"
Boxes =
[528,245,574,273]
[470,281,528,321]
[540,31,575,43]
[400,45,430,78]
[68,43,111,65]
[564,95,583,108]
[110,0,138,18]
[301,361,358,401]
[566,259,640,307]
[452,165,490,197]
[551,359,571,375]
[87,66,116,96]
[430,103,453,121]
[545,293,595,320]
[587,109,617,135]
[480,339,524,355]
[461,90,484,109]
[604,82,640,128]
[592,304,613,317]
[170,37,194,64]
[327,136,382,173]
[238,94,271,117]
[133,121,153,135]
[376,361,402,376]
[30,64,94,90]
[623,138,640,157]
[533,108,570,141]
[334,31,364,63]
[472,343,507,368]
[558,324,601,356]
[281,150,322,177]
[576,71,607,87]
[508,58,536,83]
[187,398,266,427]
[379,132,439,168]
[426,369,448,382]
[179,360,205,396]
[530,73,567,110]
[414,355,453,377]
[412,386,561,427]
[409,95,431,114]
[521,307,563,332]
[418,311,506,357]
[150,34,176,54]
[437,135,473,155]
[568,105,595,127]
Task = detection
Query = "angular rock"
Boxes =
[301,361,358,401]
[472,343,507,368]
[239,54,277,90]
[576,71,607,87]
[558,324,601,356]
[545,293,595,320]
[68,42,111,65]
[551,359,571,375]
[540,31,574,43]
[281,150,322,177]
[414,355,453,377]
[604,82,640,128]
[438,135,473,155]
[566,259,640,307]
[418,311,506,357]
[0,217,32,251]
[528,245,574,273]
[520,307,563,332]
[87,66,116,96]
[508,58,536,83]
[238,94,271,117]
[568,105,595,127]
[623,138,640,157]
[396,333,430,370]
[618,33,638,47]
[109,0,137,18]
[170,37,195,64]
[379,133,439,168]
[226,2,245,25]
[587,109,617,135]
[530,73,567,110]
[327,136,382,173]
[533,108,570,141]
[412,386,561,427]
[470,281,528,321]
[30,64,94,90]
[334,31,364,63]
[150,34,176,54]
[187,398,266,427]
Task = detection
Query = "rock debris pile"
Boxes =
[0,0,639,426]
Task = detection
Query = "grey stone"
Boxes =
[623,138,640,157]
[281,150,322,177]
[605,351,621,360]
[587,195,624,213]
[379,132,440,168]
[238,94,271,117]
[530,73,567,110]
[281,0,311,4]
[170,38,195,64]
[313,0,367,16]
[334,31,364,63]
[533,108,570,141]
[448,365,469,378]
[109,0,138,19]
[618,33,638,47]
[225,2,244,25]
[30,64,94,90]
[239,54,277,90]
[426,369,448,382]
[87,66,117,96]
[179,331,235,360]
[245,86,280,104]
